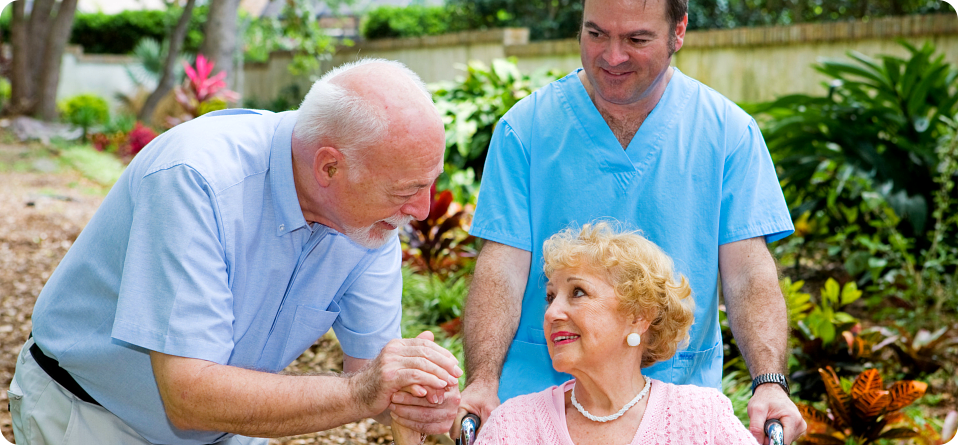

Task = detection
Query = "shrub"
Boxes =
[59,94,110,139]
[68,7,207,55]
[0,77,10,111]
[752,41,958,245]
[127,122,158,156]
[361,5,466,39]
[753,41,958,317]
[431,58,562,180]
[243,84,303,113]
[88,115,158,160]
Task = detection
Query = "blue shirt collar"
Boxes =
[269,111,309,236]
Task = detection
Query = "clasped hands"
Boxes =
[355,331,462,444]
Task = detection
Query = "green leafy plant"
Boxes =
[59,94,111,139]
[401,185,477,279]
[0,77,11,111]
[242,0,345,76]
[751,41,958,301]
[722,369,753,426]
[798,367,927,445]
[361,5,467,39]
[242,84,303,113]
[753,41,958,244]
[67,6,207,55]
[431,58,562,180]
[789,279,872,400]
[398,266,469,388]
[783,277,813,327]
[801,279,862,346]
[401,267,469,330]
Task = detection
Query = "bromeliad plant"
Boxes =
[798,367,927,445]
[168,54,239,127]
[401,185,477,279]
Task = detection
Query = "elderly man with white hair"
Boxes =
[7,59,460,445]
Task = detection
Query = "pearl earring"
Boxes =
[627,333,641,347]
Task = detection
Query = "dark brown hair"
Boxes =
[580,0,689,48]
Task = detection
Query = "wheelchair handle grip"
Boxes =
[456,413,480,445]
[765,418,785,445]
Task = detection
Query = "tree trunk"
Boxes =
[37,0,79,120]
[27,0,56,83]
[200,0,241,88]
[139,0,198,122]
[7,0,32,114]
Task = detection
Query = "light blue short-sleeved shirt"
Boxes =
[470,69,793,402]
[31,110,403,444]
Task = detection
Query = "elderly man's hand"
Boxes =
[747,384,807,444]
[352,331,462,428]
[389,382,461,435]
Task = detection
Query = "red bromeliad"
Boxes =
[169,54,239,126]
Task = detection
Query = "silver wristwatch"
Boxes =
[751,373,790,395]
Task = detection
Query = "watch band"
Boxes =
[751,373,790,395]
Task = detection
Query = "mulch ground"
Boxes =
[0,142,444,444]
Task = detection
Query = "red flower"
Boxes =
[127,122,158,156]
[182,54,240,104]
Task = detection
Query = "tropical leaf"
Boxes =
[799,433,847,445]
[877,427,921,440]
[819,367,853,428]
[798,403,837,430]
[851,369,884,398]
[852,388,890,422]
[886,380,927,412]
[882,411,906,425]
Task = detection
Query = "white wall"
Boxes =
[57,47,149,108]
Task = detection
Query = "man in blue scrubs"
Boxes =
[9,60,462,444]
[454,0,807,443]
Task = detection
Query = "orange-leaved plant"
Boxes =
[798,366,927,445]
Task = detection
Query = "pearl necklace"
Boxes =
[571,375,651,423]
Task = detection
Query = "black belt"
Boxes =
[29,338,101,406]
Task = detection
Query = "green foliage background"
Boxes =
[358,0,951,41]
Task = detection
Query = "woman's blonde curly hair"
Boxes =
[542,221,695,368]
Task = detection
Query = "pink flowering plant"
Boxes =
[168,54,240,127]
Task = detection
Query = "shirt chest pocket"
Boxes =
[280,301,341,366]
[256,300,341,371]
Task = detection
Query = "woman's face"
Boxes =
[543,266,641,376]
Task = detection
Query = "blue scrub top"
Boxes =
[470,69,793,402]
[31,110,403,444]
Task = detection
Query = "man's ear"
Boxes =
[673,14,688,53]
[313,146,343,187]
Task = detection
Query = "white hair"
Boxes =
[293,59,432,170]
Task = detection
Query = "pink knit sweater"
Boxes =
[475,379,758,444]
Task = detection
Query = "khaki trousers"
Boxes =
[7,338,267,445]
